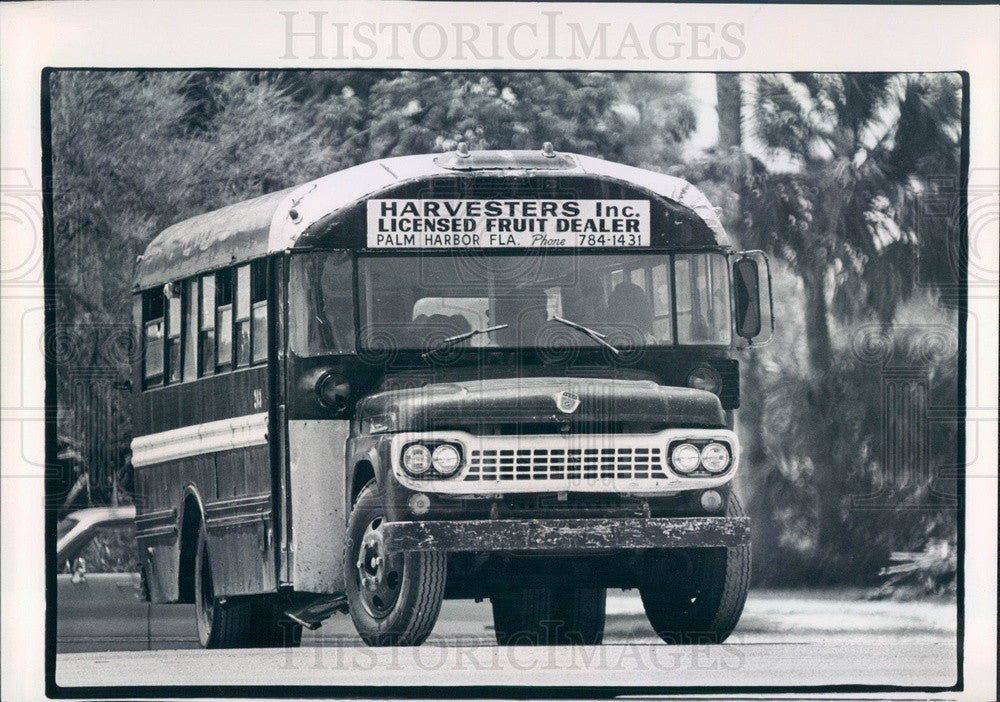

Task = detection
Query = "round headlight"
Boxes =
[402,444,432,475]
[316,373,351,409]
[670,443,701,474]
[431,444,462,475]
[700,443,731,473]
[687,365,722,395]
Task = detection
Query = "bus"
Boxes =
[131,144,772,648]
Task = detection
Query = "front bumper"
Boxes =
[380,516,749,553]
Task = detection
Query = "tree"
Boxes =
[690,73,961,566]
[49,71,363,506]
[715,74,742,149]
[360,71,695,163]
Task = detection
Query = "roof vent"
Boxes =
[541,142,556,158]
[434,148,577,172]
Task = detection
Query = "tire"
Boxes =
[194,523,253,648]
[639,492,750,644]
[344,482,446,646]
[491,587,606,645]
[251,597,304,648]
[194,523,302,648]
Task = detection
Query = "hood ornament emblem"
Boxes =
[555,390,581,414]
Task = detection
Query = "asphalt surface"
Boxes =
[56,590,958,689]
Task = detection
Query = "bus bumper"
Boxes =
[379,516,749,553]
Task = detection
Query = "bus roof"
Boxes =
[135,150,730,290]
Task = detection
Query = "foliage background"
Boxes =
[49,70,962,593]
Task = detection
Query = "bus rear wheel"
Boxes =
[491,587,606,645]
[344,483,446,646]
[195,523,253,648]
[638,492,750,644]
[194,523,302,648]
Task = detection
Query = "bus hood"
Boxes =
[356,377,726,433]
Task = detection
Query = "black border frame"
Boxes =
[41,66,970,699]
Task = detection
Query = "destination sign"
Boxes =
[366,199,650,248]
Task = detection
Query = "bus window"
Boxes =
[215,269,233,372]
[142,288,165,388]
[183,279,198,381]
[674,253,731,345]
[250,259,267,364]
[166,285,182,384]
[234,265,251,368]
[199,274,215,376]
[651,263,673,343]
[289,252,356,356]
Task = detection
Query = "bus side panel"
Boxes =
[134,454,214,603]
[134,366,277,601]
[287,419,349,594]
[206,443,277,597]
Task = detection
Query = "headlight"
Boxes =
[402,444,432,475]
[670,443,701,474]
[687,365,722,395]
[700,443,731,473]
[431,444,462,475]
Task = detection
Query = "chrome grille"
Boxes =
[465,445,667,482]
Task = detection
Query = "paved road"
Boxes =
[57,590,958,689]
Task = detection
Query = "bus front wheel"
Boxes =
[344,483,446,646]
[638,492,750,644]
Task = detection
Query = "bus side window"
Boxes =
[166,284,182,384]
[183,279,198,381]
[234,264,251,368]
[674,253,731,345]
[142,288,165,388]
[215,269,233,373]
[250,259,268,364]
[199,274,215,376]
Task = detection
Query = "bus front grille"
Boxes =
[464,446,668,482]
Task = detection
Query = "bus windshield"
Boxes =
[290,251,731,356]
[350,252,731,353]
[290,252,731,356]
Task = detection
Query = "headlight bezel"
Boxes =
[667,439,733,476]
[400,441,464,479]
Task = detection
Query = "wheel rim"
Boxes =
[354,517,403,619]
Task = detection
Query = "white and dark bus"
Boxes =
[131,145,772,648]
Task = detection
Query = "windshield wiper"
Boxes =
[422,324,509,358]
[552,316,621,355]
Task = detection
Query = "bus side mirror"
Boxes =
[733,257,762,340]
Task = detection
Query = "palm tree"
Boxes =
[692,73,961,565]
